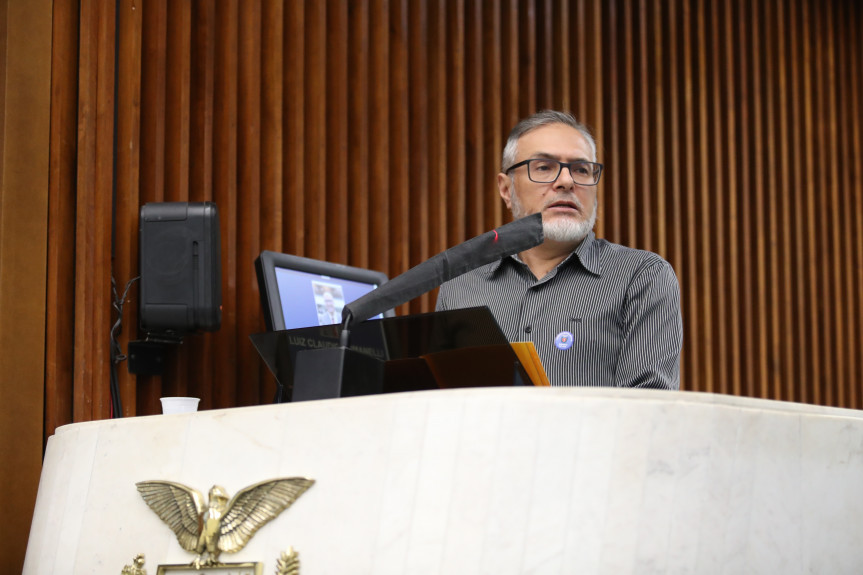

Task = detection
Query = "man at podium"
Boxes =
[436,110,682,389]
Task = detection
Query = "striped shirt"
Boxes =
[436,231,682,389]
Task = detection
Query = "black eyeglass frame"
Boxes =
[504,158,604,186]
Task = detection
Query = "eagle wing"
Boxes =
[217,477,315,553]
[136,480,205,552]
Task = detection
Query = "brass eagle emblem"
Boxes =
[136,478,314,567]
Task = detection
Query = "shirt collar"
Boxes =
[573,231,601,276]
[488,230,602,277]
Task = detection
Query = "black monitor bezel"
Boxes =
[255,250,393,331]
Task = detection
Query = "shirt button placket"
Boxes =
[521,285,540,338]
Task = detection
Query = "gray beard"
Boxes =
[509,188,597,244]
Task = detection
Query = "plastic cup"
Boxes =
[160,397,200,415]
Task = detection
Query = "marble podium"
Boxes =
[24,387,863,574]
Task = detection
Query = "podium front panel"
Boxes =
[25,388,863,574]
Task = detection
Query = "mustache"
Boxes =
[543,195,585,211]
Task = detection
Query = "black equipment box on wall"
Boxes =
[139,202,222,335]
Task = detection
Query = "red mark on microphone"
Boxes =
[493,230,499,242]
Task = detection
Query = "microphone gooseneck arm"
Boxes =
[339,311,353,347]
[341,212,544,329]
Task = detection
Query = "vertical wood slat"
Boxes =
[836,2,856,408]
[261,0,283,254]
[211,0,239,409]
[650,0,665,259]
[708,0,728,396]
[464,0,484,238]
[161,0,193,399]
[348,0,370,268]
[74,0,115,421]
[824,3,844,407]
[602,1,620,244]
[94,0,116,416]
[774,0,794,402]
[637,0,652,254]
[45,0,80,436]
[695,0,714,393]
[367,0,389,273]
[42,0,863,434]
[445,0,466,248]
[787,0,809,405]
[482,0,502,234]
[843,2,863,410]
[135,0,166,415]
[801,0,821,405]
[663,0,685,387]
[721,0,741,397]
[189,0,215,206]
[256,0,283,401]
[519,0,536,118]
[427,0,448,259]
[283,0,305,257]
[184,0,216,406]
[114,0,142,415]
[855,3,863,411]
[680,1,700,391]
[621,0,637,248]
[500,0,518,146]
[237,0,262,405]
[73,0,97,422]
[164,0,191,204]
[408,0,429,312]
[389,0,410,314]
[762,0,780,400]
[326,0,349,264]
[304,1,326,261]
[820,1,839,405]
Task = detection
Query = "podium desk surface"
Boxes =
[25,387,863,574]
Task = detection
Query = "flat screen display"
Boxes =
[255,251,393,331]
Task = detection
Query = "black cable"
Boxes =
[110,275,139,418]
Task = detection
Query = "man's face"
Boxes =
[498,123,598,244]
[323,293,335,311]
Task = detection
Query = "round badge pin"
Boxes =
[554,330,574,350]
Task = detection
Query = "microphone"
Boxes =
[342,212,544,328]
[291,212,544,402]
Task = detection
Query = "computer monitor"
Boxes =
[255,250,394,331]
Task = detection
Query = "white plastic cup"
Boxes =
[160,397,200,415]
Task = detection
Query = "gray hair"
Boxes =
[501,110,598,171]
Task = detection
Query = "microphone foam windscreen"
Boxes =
[344,213,543,325]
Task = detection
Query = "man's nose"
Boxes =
[554,164,575,187]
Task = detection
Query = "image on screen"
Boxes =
[274,267,383,330]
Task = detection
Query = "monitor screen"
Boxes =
[255,251,393,331]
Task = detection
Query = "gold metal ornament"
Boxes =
[136,478,314,567]
[121,553,148,575]
[275,547,300,575]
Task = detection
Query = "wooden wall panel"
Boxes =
[0,1,53,570]
[42,0,863,432]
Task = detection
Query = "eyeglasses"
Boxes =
[505,158,604,186]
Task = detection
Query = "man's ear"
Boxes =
[497,172,513,210]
